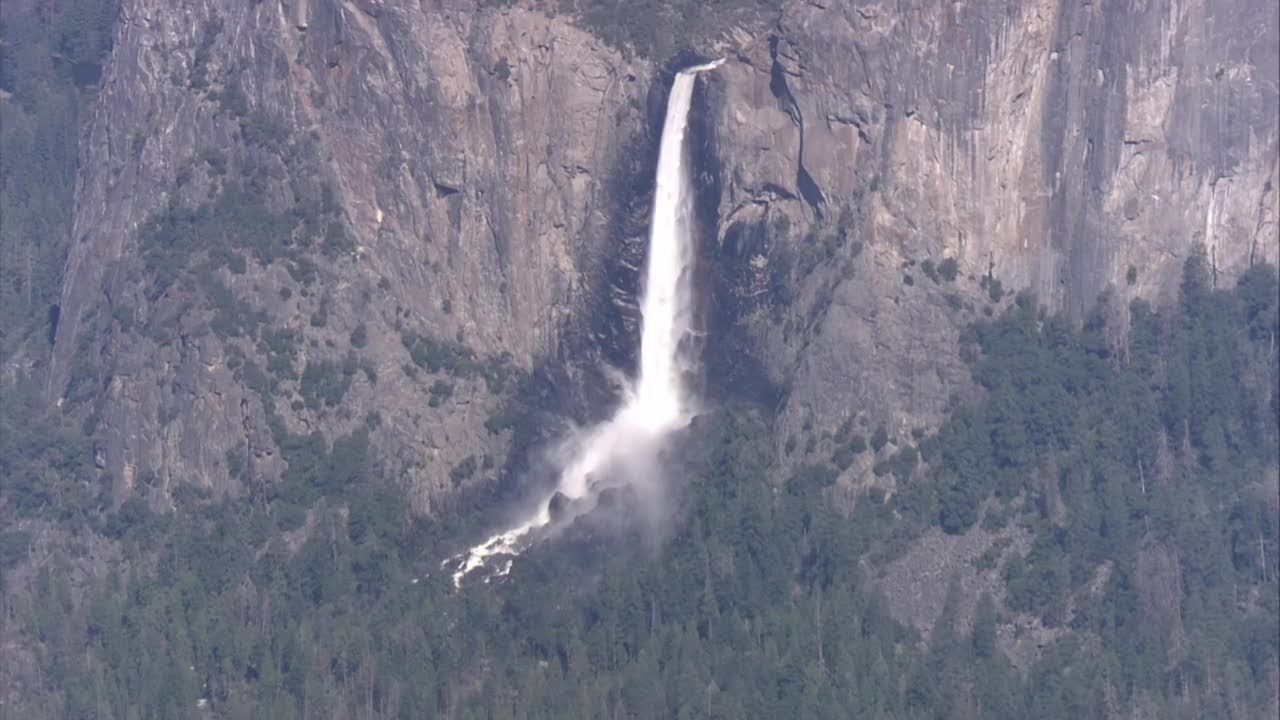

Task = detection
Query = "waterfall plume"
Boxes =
[449,61,720,587]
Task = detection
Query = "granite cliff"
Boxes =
[45,0,1277,513]
[703,0,1279,478]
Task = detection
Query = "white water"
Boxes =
[449,61,722,587]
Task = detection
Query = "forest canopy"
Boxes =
[4,251,1276,719]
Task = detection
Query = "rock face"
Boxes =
[49,0,652,512]
[48,0,1277,509]
[701,0,1279,476]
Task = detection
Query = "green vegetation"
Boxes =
[830,422,868,470]
[213,80,249,118]
[299,353,357,410]
[138,176,342,302]
[831,443,857,470]
[0,381,100,527]
[402,329,519,393]
[0,0,120,359]
[204,274,266,339]
[870,424,889,452]
[911,251,1278,539]
[258,328,301,381]
[493,58,512,81]
[938,257,959,282]
[309,296,329,327]
[188,17,222,90]
[920,257,961,285]
[873,445,918,481]
[20,289,1275,720]
[886,253,1279,715]
[981,274,1005,303]
[349,322,368,348]
[428,378,454,407]
[449,455,478,486]
[401,330,478,375]
[921,259,938,283]
[7,405,920,718]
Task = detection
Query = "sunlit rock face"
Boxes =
[701,0,1278,477]
[49,0,1276,518]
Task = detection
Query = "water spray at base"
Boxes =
[447,60,722,587]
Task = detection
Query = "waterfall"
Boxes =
[450,61,722,587]
[634,62,716,432]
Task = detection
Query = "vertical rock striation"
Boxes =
[703,0,1278,476]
